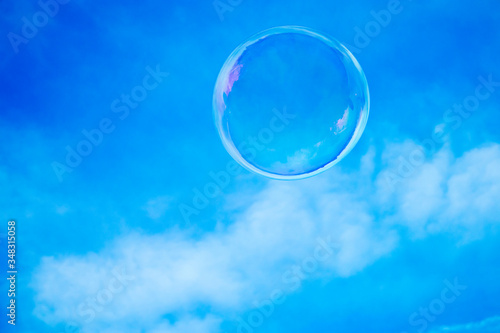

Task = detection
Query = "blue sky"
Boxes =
[1,0,500,332]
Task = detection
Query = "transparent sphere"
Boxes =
[213,26,369,180]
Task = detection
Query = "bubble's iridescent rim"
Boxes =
[213,26,370,180]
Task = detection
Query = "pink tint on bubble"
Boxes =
[334,109,349,134]
[225,64,243,95]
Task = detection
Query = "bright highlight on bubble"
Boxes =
[213,26,370,180]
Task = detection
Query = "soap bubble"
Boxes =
[213,26,369,180]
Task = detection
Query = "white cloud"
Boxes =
[148,316,222,333]
[143,195,172,220]
[377,143,500,240]
[31,142,500,333]
[429,315,500,333]
[56,205,70,215]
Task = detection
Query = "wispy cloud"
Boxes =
[30,141,500,332]
[377,142,500,240]
[143,195,172,220]
[429,315,500,333]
